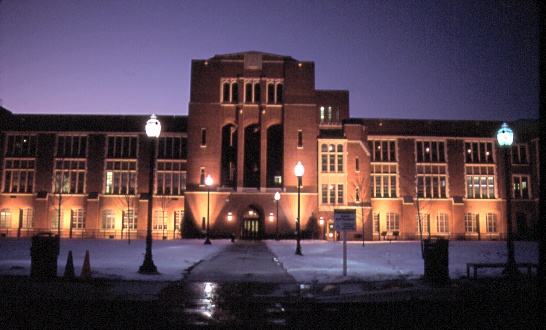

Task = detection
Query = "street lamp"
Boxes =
[294,161,304,255]
[139,114,160,274]
[497,123,518,276]
[275,191,281,241]
[204,174,213,245]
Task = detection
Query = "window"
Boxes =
[57,135,87,158]
[222,80,239,103]
[71,209,86,229]
[416,165,447,198]
[416,140,446,163]
[512,175,530,199]
[319,143,344,172]
[386,212,399,232]
[320,107,325,123]
[0,208,12,228]
[3,159,35,193]
[267,81,284,104]
[355,158,359,172]
[157,161,186,195]
[486,213,498,233]
[319,183,345,205]
[322,184,328,203]
[415,213,429,234]
[201,129,206,146]
[373,213,380,233]
[298,131,303,148]
[123,209,138,229]
[465,141,493,163]
[200,168,205,185]
[4,134,38,157]
[370,164,397,198]
[175,210,184,232]
[245,81,261,103]
[50,209,63,229]
[436,213,449,233]
[466,165,495,198]
[54,159,86,194]
[356,187,360,202]
[369,140,396,162]
[511,144,528,164]
[107,136,137,159]
[101,209,115,229]
[337,184,344,204]
[105,161,137,195]
[20,208,35,228]
[158,136,187,159]
[465,213,478,233]
[153,210,168,230]
[3,134,38,193]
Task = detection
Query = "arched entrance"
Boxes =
[241,206,263,240]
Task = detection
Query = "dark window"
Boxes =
[356,158,359,171]
[245,83,252,103]
[268,83,275,103]
[276,84,283,103]
[254,83,261,103]
[223,82,230,102]
[201,129,206,146]
[298,131,303,147]
[232,82,238,103]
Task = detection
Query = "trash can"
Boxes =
[423,238,449,284]
[30,232,60,280]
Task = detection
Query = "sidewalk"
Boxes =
[184,240,295,283]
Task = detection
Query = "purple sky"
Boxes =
[0,0,539,121]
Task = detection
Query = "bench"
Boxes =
[466,262,538,279]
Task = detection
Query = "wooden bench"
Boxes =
[466,262,538,279]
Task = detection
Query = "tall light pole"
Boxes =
[294,161,304,255]
[275,191,281,241]
[497,123,518,276]
[204,174,213,245]
[139,114,160,274]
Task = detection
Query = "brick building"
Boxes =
[0,51,540,241]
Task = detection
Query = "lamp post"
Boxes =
[274,191,281,240]
[139,114,160,274]
[204,174,213,245]
[294,162,304,255]
[497,123,518,276]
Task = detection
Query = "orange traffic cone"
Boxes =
[63,250,75,279]
[80,250,92,280]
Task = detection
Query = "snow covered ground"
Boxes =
[268,240,538,283]
[0,238,538,283]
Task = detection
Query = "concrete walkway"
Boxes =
[184,240,296,283]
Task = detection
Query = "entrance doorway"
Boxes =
[241,207,261,239]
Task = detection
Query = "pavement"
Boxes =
[0,240,539,303]
[184,240,295,283]
[0,240,541,328]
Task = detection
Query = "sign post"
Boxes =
[334,209,357,276]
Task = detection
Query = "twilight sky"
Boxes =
[0,0,539,121]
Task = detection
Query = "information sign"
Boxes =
[333,209,357,232]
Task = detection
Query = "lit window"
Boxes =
[486,213,498,233]
[465,213,478,233]
[386,212,399,232]
[436,213,449,233]
[71,209,86,229]
[101,209,115,229]
[0,208,12,228]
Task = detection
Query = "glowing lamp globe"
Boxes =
[205,174,213,186]
[294,161,304,177]
[497,123,513,146]
[145,114,161,138]
[274,191,281,201]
